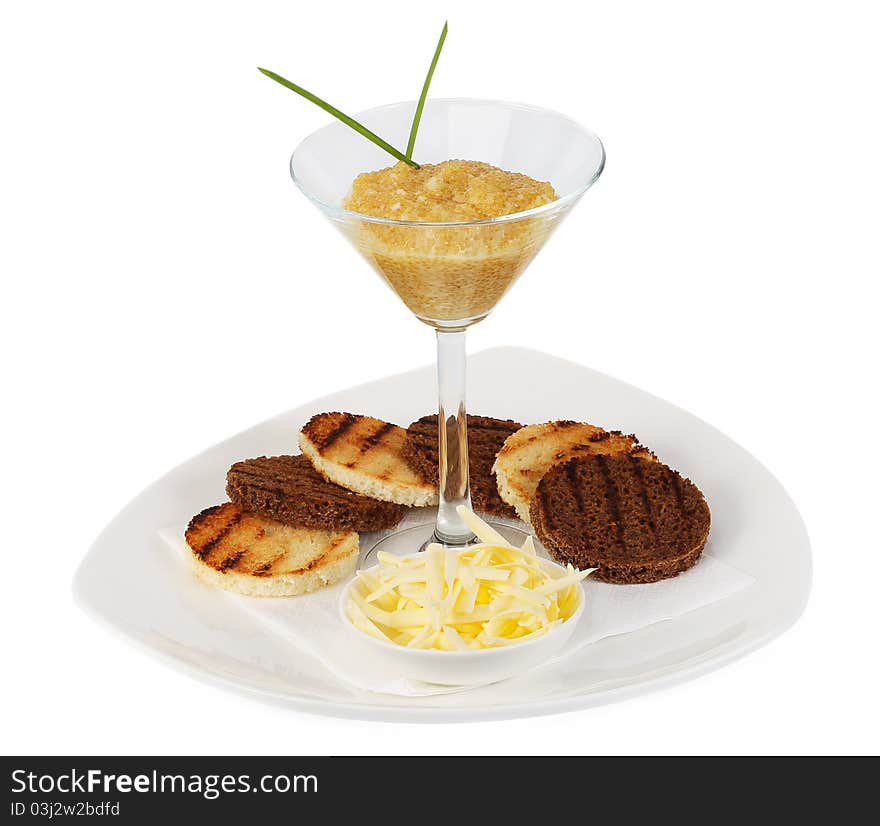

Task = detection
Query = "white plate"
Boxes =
[73,347,811,722]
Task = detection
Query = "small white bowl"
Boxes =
[338,558,585,686]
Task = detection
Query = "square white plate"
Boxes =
[74,347,811,722]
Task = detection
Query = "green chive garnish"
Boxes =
[406,21,448,160]
[258,68,419,168]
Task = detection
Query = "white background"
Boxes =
[2,1,877,755]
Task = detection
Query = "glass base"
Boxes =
[361,521,530,569]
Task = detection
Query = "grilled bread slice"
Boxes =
[402,413,522,518]
[493,420,655,523]
[299,412,437,507]
[531,454,710,583]
[184,502,358,596]
[226,454,406,532]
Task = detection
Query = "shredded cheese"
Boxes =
[345,507,593,650]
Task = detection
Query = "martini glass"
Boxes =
[290,99,604,561]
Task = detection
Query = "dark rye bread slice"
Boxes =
[226,455,405,533]
[402,414,522,519]
[493,420,657,524]
[532,454,710,584]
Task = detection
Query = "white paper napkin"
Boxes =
[161,528,754,697]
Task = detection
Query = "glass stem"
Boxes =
[433,328,474,545]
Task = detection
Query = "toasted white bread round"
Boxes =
[299,412,438,508]
[184,502,358,596]
[493,420,655,524]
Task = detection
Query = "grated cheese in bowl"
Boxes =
[344,507,593,652]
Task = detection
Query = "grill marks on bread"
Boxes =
[190,504,243,559]
[531,455,710,584]
[627,454,658,536]
[186,503,347,576]
[493,420,656,523]
[402,414,522,518]
[184,502,358,596]
[299,412,437,507]
[362,421,396,452]
[226,454,405,532]
[313,412,358,452]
